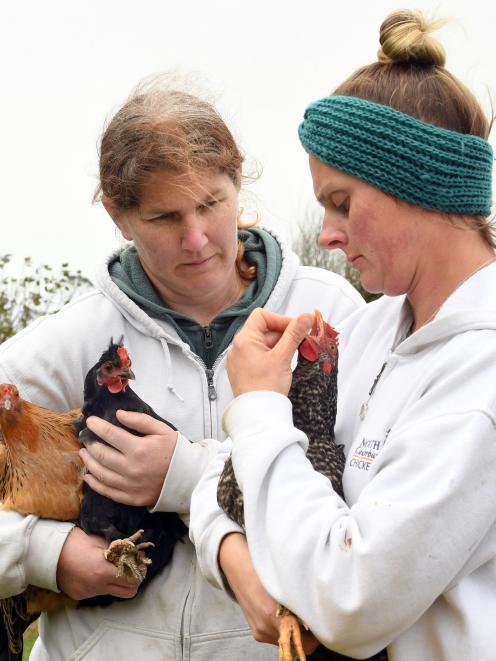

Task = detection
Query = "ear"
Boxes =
[102,195,132,241]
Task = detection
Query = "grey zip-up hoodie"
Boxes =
[0,229,363,661]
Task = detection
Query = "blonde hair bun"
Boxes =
[378,9,446,66]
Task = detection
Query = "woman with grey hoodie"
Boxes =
[0,78,362,660]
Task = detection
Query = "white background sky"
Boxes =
[1,0,495,281]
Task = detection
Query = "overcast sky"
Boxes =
[2,0,495,280]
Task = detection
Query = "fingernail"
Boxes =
[300,314,314,332]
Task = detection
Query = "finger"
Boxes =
[82,472,135,505]
[80,449,124,488]
[244,308,293,335]
[86,416,132,453]
[264,331,285,349]
[106,583,140,599]
[272,313,314,364]
[115,410,173,437]
[301,631,320,655]
[79,443,127,479]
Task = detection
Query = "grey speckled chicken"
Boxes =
[217,311,387,661]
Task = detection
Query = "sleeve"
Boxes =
[223,390,496,658]
[290,266,366,329]
[150,433,230,526]
[189,437,245,591]
[324,277,366,325]
[0,511,74,598]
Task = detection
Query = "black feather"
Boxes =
[0,595,35,661]
[75,340,187,608]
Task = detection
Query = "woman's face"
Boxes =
[309,155,424,295]
[109,170,241,306]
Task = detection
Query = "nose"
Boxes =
[318,210,347,250]
[181,216,209,252]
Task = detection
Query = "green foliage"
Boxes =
[0,255,92,344]
[23,621,38,659]
[292,207,381,303]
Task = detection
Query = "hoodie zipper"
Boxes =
[202,326,217,400]
[359,360,388,421]
[203,325,213,349]
[205,368,217,401]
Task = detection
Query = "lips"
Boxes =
[183,255,214,267]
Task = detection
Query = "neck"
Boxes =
[157,273,247,326]
[409,240,495,332]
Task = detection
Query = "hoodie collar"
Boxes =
[392,261,496,355]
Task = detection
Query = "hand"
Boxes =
[219,533,319,654]
[227,309,314,397]
[79,410,178,507]
[56,527,141,600]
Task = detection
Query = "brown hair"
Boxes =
[333,9,494,245]
[96,79,256,280]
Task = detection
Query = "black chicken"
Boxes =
[76,339,188,606]
[217,311,387,661]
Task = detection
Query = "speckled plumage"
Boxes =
[217,327,388,661]
[217,343,344,528]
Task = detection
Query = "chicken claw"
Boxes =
[104,529,154,584]
[277,605,306,661]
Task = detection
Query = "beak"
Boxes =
[1,398,12,411]
[120,368,136,380]
[309,309,325,340]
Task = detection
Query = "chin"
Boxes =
[358,274,382,295]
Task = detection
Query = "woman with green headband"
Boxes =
[190,9,496,661]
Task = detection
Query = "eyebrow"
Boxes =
[142,187,225,217]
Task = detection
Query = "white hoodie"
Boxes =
[0,232,363,661]
[191,261,496,661]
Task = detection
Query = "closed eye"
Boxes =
[318,191,350,216]
[332,194,349,214]
[147,211,180,222]
[159,212,178,221]
[198,197,223,212]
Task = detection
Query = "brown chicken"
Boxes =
[0,384,83,659]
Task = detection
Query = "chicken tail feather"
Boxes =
[0,595,34,660]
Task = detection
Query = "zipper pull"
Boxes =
[203,326,213,349]
[206,368,217,400]
[359,361,387,421]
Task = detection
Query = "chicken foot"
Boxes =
[277,604,306,661]
[104,529,154,584]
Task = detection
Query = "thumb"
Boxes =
[272,313,314,364]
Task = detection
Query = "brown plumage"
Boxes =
[0,384,83,660]
[0,389,83,520]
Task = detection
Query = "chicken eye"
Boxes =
[103,362,113,373]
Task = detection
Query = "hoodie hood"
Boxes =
[94,226,299,346]
[381,261,496,356]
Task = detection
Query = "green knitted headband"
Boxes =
[298,95,493,215]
